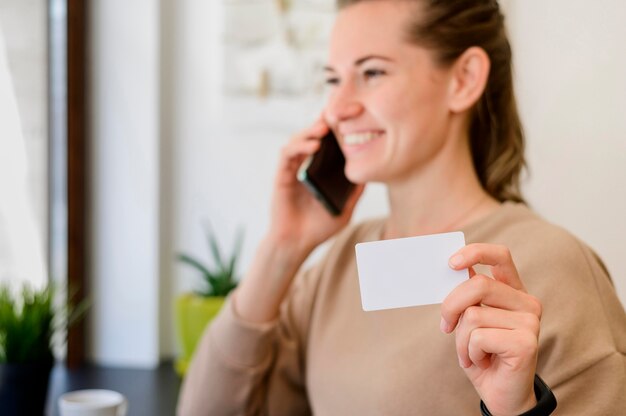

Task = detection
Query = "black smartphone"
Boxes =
[297,131,356,216]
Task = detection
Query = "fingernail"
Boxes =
[459,356,470,369]
[449,254,464,268]
[440,317,449,333]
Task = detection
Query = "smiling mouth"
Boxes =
[343,131,385,146]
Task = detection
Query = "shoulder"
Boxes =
[474,202,626,340]
[467,202,624,326]
[467,202,606,279]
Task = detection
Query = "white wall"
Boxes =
[506,0,626,303]
[88,0,161,367]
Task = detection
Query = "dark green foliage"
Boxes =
[0,285,54,364]
[177,225,243,297]
[0,284,89,364]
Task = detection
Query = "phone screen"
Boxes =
[297,131,356,216]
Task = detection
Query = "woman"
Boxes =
[178,1,626,415]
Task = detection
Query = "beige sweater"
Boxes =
[178,202,626,415]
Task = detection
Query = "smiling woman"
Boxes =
[177,0,626,415]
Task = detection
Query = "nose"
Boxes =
[323,82,364,126]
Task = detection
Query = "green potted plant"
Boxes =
[0,283,87,415]
[175,225,243,376]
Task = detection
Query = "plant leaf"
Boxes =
[203,222,226,272]
[176,222,243,298]
[177,253,213,277]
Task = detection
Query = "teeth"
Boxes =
[343,131,382,145]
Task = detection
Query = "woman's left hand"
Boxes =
[441,243,542,416]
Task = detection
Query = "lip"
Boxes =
[338,128,385,136]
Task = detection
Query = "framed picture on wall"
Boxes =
[213,0,336,133]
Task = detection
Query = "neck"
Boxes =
[383,135,500,239]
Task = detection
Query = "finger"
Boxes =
[467,327,539,371]
[315,112,328,127]
[455,306,541,368]
[449,244,524,291]
[277,139,322,179]
[289,120,328,145]
[280,139,321,162]
[441,275,542,332]
[278,122,331,174]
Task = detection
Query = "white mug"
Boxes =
[59,389,128,416]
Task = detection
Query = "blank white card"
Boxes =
[355,231,468,311]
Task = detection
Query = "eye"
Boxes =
[324,76,340,86]
[363,68,386,80]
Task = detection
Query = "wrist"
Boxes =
[235,235,310,323]
[262,232,315,263]
[511,393,538,416]
[480,375,557,416]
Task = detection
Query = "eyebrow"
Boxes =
[323,55,395,72]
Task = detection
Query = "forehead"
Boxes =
[328,1,421,65]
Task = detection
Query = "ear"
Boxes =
[447,47,491,113]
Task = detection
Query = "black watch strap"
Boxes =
[480,375,557,416]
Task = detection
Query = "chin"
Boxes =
[345,163,382,184]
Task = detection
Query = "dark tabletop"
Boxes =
[46,361,181,416]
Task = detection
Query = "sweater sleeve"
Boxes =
[176,262,323,416]
[523,231,626,415]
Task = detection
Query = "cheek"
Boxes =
[382,74,444,121]
[382,90,442,145]
[396,83,448,136]
[382,87,451,172]
[367,87,417,134]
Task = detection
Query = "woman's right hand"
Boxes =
[268,119,364,257]
[235,120,363,323]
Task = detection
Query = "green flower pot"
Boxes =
[175,294,225,376]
